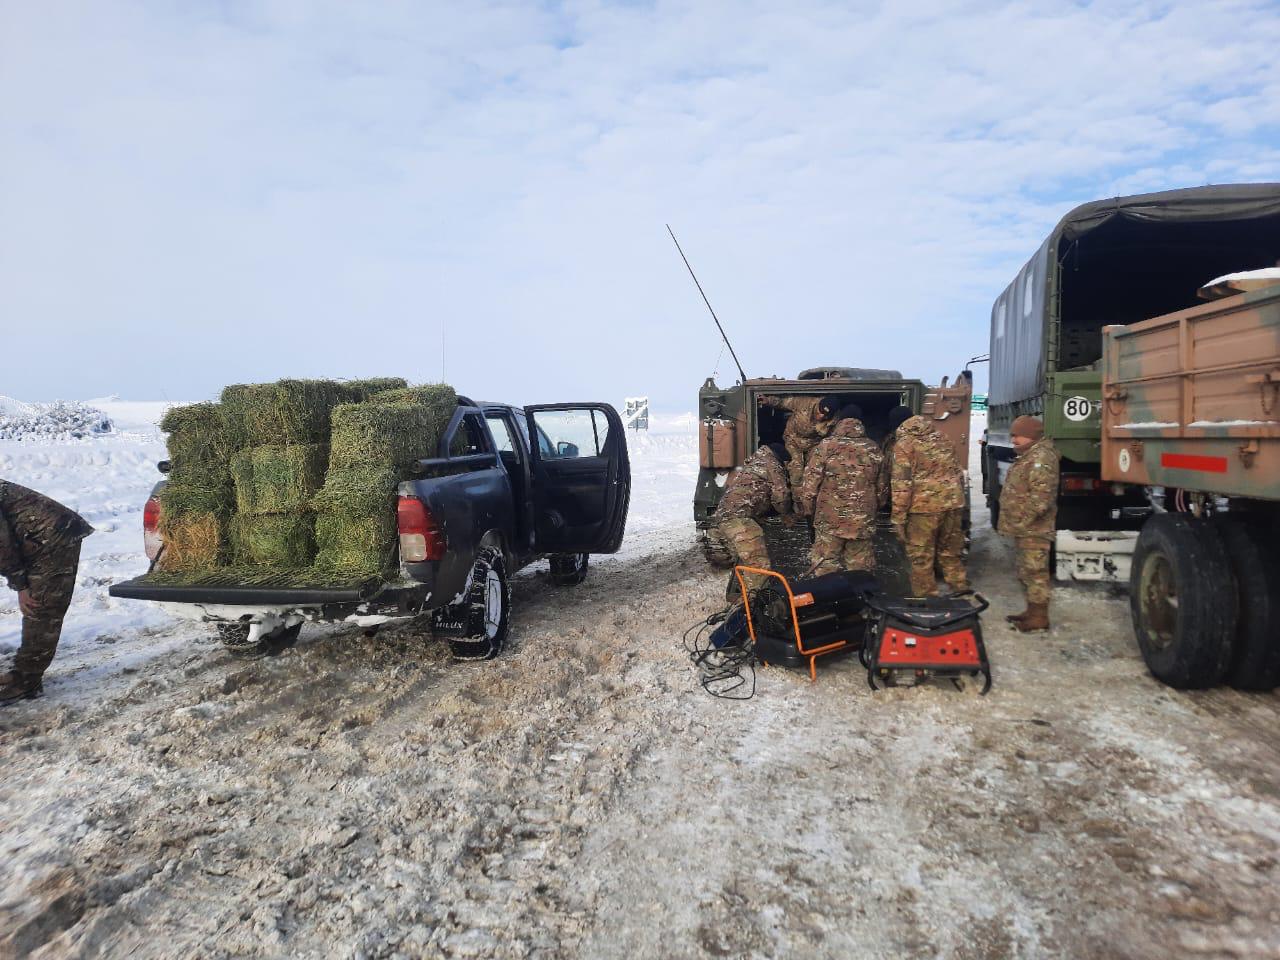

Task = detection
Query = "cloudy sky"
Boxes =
[2,1,1278,409]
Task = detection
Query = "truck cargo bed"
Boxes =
[109,569,382,606]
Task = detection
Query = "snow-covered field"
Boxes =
[2,402,1278,959]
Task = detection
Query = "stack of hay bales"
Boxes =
[313,384,458,578]
[220,379,408,568]
[156,403,235,571]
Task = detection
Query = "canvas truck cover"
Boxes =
[989,183,1280,407]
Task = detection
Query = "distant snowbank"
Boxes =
[0,397,113,441]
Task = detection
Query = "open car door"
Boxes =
[923,371,974,471]
[524,403,631,554]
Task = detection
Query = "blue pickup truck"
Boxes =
[110,400,630,660]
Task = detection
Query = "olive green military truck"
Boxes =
[982,182,1280,580]
[694,366,973,580]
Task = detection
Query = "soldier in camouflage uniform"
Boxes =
[889,413,968,596]
[758,394,840,490]
[797,406,884,576]
[714,442,793,596]
[997,416,1060,632]
[878,405,913,509]
[1,480,94,703]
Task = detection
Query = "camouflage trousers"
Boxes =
[903,509,967,596]
[809,527,874,577]
[718,517,773,595]
[784,438,820,492]
[14,540,82,676]
[1015,536,1052,604]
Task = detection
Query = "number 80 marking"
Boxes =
[1063,396,1092,422]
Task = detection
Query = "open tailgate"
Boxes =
[109,570,383,606]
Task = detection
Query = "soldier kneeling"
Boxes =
[2,481,94,704]
[713,442,793,599]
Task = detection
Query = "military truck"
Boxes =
[1100,268,1280,690]
[982,183,1280,572]
[694,366,973,579]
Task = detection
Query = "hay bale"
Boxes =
[220,379,350,448]
[328,386,458,473]
[160,402,233,479]
[231,513,317,567]
[341,378,408,402]
[313,511,398,576]
[231,444,329,514]
[159,481,233,520]
[311,465,401,516]
[157,511,226,571]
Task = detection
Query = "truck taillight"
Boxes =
[1061,476,1104,493]
[397,496,445,563]
[143,496,163,561]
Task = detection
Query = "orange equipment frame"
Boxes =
[733,565,860,682]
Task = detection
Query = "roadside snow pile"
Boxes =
[0,397,113,440]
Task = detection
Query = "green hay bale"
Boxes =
[160,403,233,480]
[230,513,317,567]
[363,383,457,409]
[231,444,329,515]
[313,511,399,577]
[157,511,227,571]
[220,379,350,448]
[311,465,402,516]
[328,387,458,473]
[341,377,409,402]
[159,481,233,520]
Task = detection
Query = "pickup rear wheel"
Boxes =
[448,547,511,661]
[549,552,590,586]
[1129,514,1236,689]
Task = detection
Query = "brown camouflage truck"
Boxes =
[1101,269,1280,691]
[695,367,973,585]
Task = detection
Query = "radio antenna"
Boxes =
[666,225,748,384]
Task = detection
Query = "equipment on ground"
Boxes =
[861,592,992,694]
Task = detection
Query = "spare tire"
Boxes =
[1214,518,1280,691]
[1129,513,1236,689]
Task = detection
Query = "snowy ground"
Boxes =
[1,407,1278,959]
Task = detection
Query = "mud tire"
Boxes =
[699,528,736,569]
[448,547,511,661]
[549,552,590,586]
[1214,518,1280,691]
[1129,514,1236,689]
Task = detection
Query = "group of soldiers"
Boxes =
[714,396,1059,633]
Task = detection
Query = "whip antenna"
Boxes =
[667,225,748,384]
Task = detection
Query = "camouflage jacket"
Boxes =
[877,432,897,509]
[0,480,94,591]
[762,396,833,449]
[998,438,1060,540]
[798,419,883,539]
[716,446,791,521]
[889,416,964,524]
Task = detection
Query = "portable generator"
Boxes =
[861,592,992,694]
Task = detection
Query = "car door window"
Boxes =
[485,414,519,455]
[531,409,605,459]
[449,413,491,456]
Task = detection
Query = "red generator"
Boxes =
[862,593,992,694]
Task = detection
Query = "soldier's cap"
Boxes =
[817,395,841,416]
[765,442,791,463]
[886,405,913,432]
[835,403,863,422]
[1011,415,1045,441]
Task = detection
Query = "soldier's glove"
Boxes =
[18,589,39,617]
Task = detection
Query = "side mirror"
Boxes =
[556,441,580,458]
[157,460,171,475]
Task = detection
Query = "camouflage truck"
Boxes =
[695,366,973,583]
[983,182,1280,575]
[1101,269,1280,691]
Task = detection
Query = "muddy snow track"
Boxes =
[4,531,1280,959]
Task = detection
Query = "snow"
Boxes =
[1188,419,1279,428]
[0,396,114,440]
[1112,421,1180,429]
[1204,266,1280,286]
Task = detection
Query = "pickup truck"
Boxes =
[109,400,631,660]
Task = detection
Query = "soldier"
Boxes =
[889,411,968,596]
[758,394,840,490]
[878,404,914,509]
[797,405,884,577]
[713,442,792,597]
[997,416,1060,632]
[1,480,94,703]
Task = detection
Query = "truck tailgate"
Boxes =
[1101,285,1280,499]
[109,570,379,606]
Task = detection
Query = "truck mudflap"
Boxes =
[1053,530,1138,583]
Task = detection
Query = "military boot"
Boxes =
[1006,606,1031,625]
[1013,602,1050,633]
[0,669,43,705]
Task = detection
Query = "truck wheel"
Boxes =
[549,552,590,586]
[1214,519,1280,691]
[449,547,510,661]
[699,528,736,569]
[1129,514,1236,689]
